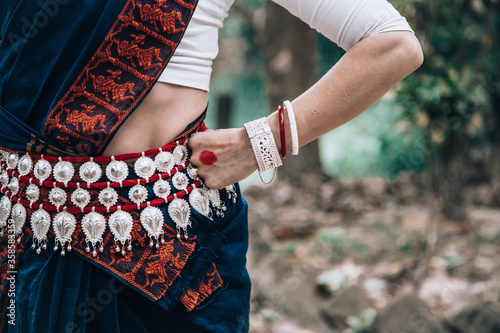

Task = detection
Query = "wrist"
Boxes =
[237,127,258,168]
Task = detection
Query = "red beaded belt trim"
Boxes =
[0,137,237,257]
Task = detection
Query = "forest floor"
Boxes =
[242,173,500,333]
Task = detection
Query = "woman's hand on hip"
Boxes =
[189,128,258,189]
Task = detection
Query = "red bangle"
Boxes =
[278,105,287,158]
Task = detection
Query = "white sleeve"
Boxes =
[270,0,414,51]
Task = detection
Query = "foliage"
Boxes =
[213,0,500,181]
[322,0,499,179]
[392,0,500,160]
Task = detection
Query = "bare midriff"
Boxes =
[102,82,208,156]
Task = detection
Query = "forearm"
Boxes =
[189,31,423,189]
[268,31,423,152]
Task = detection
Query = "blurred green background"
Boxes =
[204,1,500,332]
[206,0,499,180]
[205,0,499,222]
[205,1,500,332]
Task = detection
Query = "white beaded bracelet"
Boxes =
[283,100,299,155]
[244,117,282,184]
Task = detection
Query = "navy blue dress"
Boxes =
[0,1,251,331]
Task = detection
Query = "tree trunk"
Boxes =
[261,2,323,183]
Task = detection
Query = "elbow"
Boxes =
[405,34,424,72]
[393,32,424,75]
[358,31,424,78]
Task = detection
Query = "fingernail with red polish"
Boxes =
[200,150,217,166]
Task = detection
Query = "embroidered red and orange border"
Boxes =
[1,0,227,324]
[42,0,198,155]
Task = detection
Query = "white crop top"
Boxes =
[158,0,413,91]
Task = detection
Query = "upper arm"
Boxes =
[270,0,414,51]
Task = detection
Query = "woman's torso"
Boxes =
[103,0,235,156]
[103,0,413,156]
[102,82,208,156]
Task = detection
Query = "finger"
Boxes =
[188,129,214,148]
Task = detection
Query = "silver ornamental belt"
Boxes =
[0,139,237,256]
